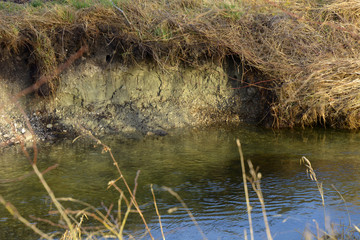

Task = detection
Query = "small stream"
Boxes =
[1,124,359,239]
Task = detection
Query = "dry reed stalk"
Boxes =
[331,184,352,226]
[236,139,254,240]
[0,195,53,240]
[301,156,360,239]
[76,126,154,240]
[13,101,78,239]
[300,156,338,239]
[151,184,166,240]
[109,0,132,27]
[0,44,90,240]
[119,170,141,239]
[246,160,273,240]
[0,41,150,239]
[300,157,325,207]
[0,164,59,183]
[56,197,122,238]
[102,202,114,224]
[31,164,77,238]
[29,215,68,229]
[64,209,120,238]
[314,219,321,240]
[162,186,208,240]
[118,193,123,228]
[303,227,312,240]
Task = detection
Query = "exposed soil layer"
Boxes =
[0,49,273,145]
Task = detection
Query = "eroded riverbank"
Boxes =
[0,50,272,145]
[2,0,360,146]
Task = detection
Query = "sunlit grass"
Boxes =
[1,0,360,128]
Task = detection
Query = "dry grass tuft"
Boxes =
[236,142,359,240]
[300,156,360,240]
[237,139,272,240]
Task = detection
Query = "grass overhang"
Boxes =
[1,0,360,129]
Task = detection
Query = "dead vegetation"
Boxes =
[1,0,360,128]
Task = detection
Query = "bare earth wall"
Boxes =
[0,51,270,144]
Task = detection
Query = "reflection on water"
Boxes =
[0,125,359,239]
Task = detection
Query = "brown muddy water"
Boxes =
[0,124,359,240]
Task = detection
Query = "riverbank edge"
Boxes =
[0,46,273,146]
[1,0,360,146]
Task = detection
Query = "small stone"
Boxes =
[153,129,168,136]
[21,128,26,134]
[246,87,257,96]
[146,131,155,136]
[46,124,53,128]
[23,132,33,141]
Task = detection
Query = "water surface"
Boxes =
[1,125,359,239]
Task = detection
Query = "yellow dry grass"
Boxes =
[1,0,360,128]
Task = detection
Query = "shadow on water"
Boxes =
[0,124,359,239]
